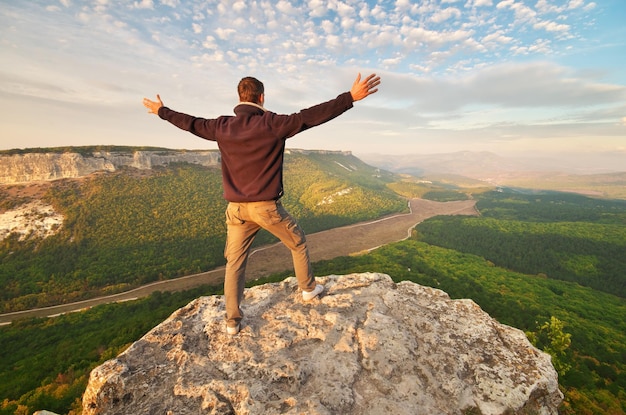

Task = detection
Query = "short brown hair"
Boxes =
[237,77,264,103]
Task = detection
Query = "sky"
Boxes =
[1,0,625,170]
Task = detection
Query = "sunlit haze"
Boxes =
[1,0,625,170]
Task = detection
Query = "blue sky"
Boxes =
[1,0,625,170]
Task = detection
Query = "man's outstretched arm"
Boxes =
[142,94,220,141]
[350,73,381,101]
[279,72,382,138]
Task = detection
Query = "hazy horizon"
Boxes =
[1,143,624,174]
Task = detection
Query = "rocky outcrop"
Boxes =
[0,150,220,184]
[82,273,562,415]
[285,149,352,156]
[0,201,63,241]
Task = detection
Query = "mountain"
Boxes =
[358,150,626,177]
[0,147,220,184]
[358,151,626,199]
[82,273,562,415]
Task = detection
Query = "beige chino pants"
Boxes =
[224,200,315,326]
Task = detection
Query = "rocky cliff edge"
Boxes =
[82,273,562,415]
[0,150,220,184]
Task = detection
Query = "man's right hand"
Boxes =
[143,95,164,115]
[350,73,381,101]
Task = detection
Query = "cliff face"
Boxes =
[82,273,562,415]
[0,150,220,184]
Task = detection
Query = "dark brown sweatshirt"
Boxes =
[158,91,354,202]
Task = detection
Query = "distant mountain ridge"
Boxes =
[0,147,359,185]
[359,150,626,178]
[0,148,221,184]
[359,151,626,199]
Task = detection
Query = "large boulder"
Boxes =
[82,273,562,414]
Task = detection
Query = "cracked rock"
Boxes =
[82,273,562,415]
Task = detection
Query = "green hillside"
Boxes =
[0,150,406,312]
[415,191,626,297]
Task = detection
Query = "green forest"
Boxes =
[415,191,626,298]
[0,150,625,414]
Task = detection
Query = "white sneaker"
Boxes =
[227,323,240,335]
[302,284,324,301]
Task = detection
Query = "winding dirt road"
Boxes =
[0,198,477,324]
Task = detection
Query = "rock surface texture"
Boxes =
[0,150,220,184]
[82,273,562,415]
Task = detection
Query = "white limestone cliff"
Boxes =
[82,273,563,415]
[0,150,220,184]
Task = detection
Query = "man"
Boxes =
[143,72,381,335]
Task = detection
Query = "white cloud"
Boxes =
[430,7,462,23]
[509,2,537,21]
[325,34,341,49]
[202,35,217,49]
[276,0,300,15]
[462,37,487,53]
[395,0,412,13]
[336,1,355,17]
[533,20,570,33]
[496,0,514,10]
[482,30,513,44]
[511,38,552,55]
[583,2,596,11]
[371,5,387,20]
[132,0,153,10]
[382,56,403,67]
[401,25,474,49]
[568,0,585,9]
[308,0,326,17]
[215,27,236,40]
[232,1,246,12]
[341,17,355,30]
[378,61,626,115]
[536,0,563,14]
[232,17,248,29]
[321,20,334,34]
[409,63,431,73]
[466,62,626,108]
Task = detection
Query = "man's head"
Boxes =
[238,77,264,105]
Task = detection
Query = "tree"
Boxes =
[527,316,572,376]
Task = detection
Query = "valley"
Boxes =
[0,198,477,324]
[1,147,624,414]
